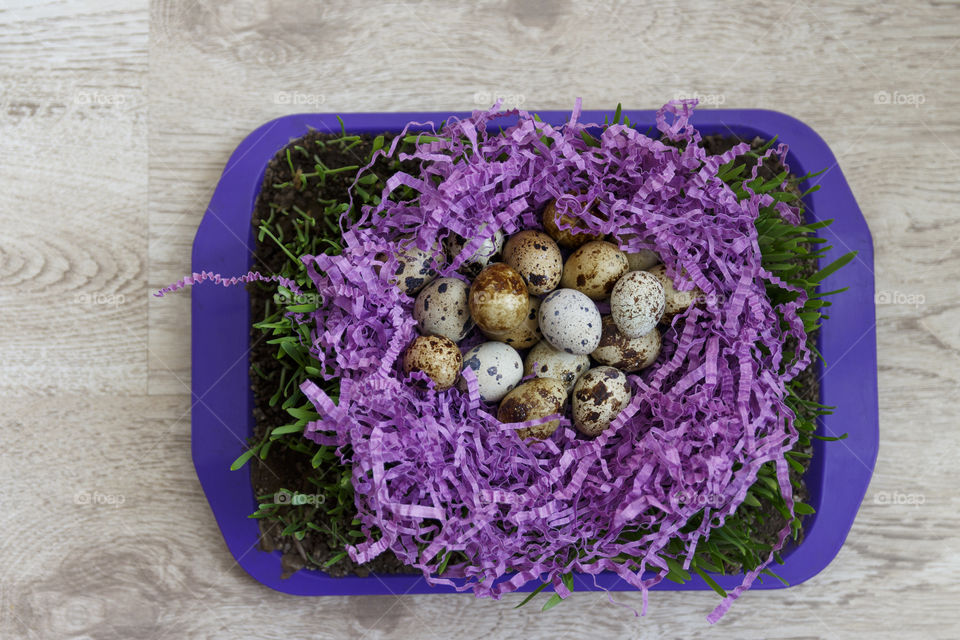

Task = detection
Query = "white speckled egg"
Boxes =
[626,249,660,271]
[461,341,523,403]
[402,335,462,391]
[413,277,474,342]
[647,263,699,317]
[503,230,563,295]
[482,296,541,349]
[390,246,444,296]
[572,366,633,436]
[560,240,630,300]
[497,377,568,440]
[445,227,504,277]
[524,340,590,393]
[538,288,602,355]
[591,316,661,372]
[610,271,665,338]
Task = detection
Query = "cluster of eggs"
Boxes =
[398,200,698,441]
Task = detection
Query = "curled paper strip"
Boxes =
[154,270,305,298]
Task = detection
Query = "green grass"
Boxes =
[233,132,404,553]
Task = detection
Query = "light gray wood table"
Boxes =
[2,1,958,638]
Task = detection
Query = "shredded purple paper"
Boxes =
[168,100,812,622]
[294,100,810,622]
[156,270,306,299]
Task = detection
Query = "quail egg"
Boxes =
[402,335,462,391]
[648,263,699,317]
[610,270,665,338]
[524,340,590,393]
[387,245,444,296]
[461,341,524,403]
[482,296,542,349]
[626,249,660,271]
[539,288,602,355]
[542,198,603,248]
[572,366,633,436]
[497,378,568,440]
[591,316,661,372]
[469,263,530,333]
[445,227,504,277]
[503,230,563,295]
[413,277,474,343]
[560,240,630,300]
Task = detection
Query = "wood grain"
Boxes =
[0,0,149,396]
[2,0,960,637]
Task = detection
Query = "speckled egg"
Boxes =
[572,366,633,436]
[626,249,660,271]
[413,277,474,343]
[389,246,444,296]
[648,263,699,317]
[469,263,530,333]
[591,316,661,372]
[560,240,630,300]
[503,230,563,295]
[497,378,568,440]
[542,198,603,248]
[482,296,541,349]
[460,341,524,403]
[539,288,602,355]
[402,335,462,391]
[610,271,665,338]
[524,340,590,393]
[445,228,504,277]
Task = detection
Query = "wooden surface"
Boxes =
[2,0,959,637]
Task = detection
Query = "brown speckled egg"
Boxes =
[413,277,474,343]
[542,198,603,248]
[503,230,563,295]
[497,377,567,440]
[402,335,462,390]
[524,340,590,393]
[591,316,661,372]
[647,263,699,317]
[482,296,542,349]
[610,270,665,338]
[560,240,630,300]
[469,263,530,333]
[572,366,632,436]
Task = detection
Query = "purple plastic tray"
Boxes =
[191,109,877,596]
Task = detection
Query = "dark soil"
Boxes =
[245,129,819,579]
[247,130,414,577]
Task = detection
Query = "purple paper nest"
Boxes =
[276,100,812,621]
